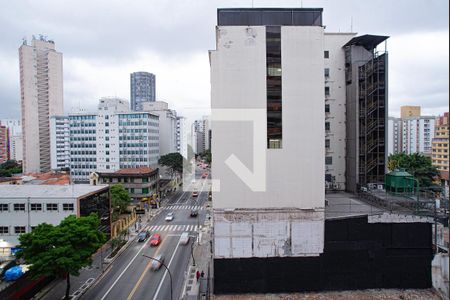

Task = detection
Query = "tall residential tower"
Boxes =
[130,71,156,111]
[19,36,63,173]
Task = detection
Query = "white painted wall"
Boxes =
[211,26,325,258]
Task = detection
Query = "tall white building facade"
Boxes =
[388,115,435,155]
[210,8,325,260]
[51,98,160,183]
[142,101,177,156]
[50,116,70,170]
[0,119,23,162]
[19,36,64,173]
[176,116,188,158]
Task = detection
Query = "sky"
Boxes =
[0,0,448,121]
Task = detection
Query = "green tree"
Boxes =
[159,152,183,176]
[201,149,211,164]
[110,184,131,215]
[17,214,105,299]
[0,159,22,177]
[388,153,439,187]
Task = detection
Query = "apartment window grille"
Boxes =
[14,226,26,234]
[63,204,74,211]
[46,203,58,211]
[0,204,8,212]
[31,203,42,211]
[14,203,25,211]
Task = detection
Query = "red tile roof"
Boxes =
[114,167,155,175]
[24,171,70,185]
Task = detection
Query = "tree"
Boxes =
[110,184,131,215]
[201,149,211,164]
[17,214,105,299]
[0,159,22,177]
[158,152,183,176]
[388,153,440,188]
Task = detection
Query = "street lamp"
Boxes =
[142,254,173,300]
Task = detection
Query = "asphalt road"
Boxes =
[81,166,211,300]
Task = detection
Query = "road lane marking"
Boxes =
[99,239,148,300]
[152,237,182,300]
[126,238,166,300]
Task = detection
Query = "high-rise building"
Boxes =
[0,124,9,164]
[211,7,326,264]
[50,98,160,183]
[388,107,435,156]
[142,101,177,156]
[130,72,156,111]
[176,116,188,158]
[401,105,421,118]
[19,36,63,173]
[432,112,449,171]
[0,119,23,162]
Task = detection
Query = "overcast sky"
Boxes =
[0,0,448,121]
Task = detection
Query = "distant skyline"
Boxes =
[0,0,448,120]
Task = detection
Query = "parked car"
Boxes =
[149,233,161,246]
[137,230,150,242]
[190,209,198,217]
[151,254,165,271]
[180,232,190,245]
[165,212,174,221]
[0,260,16,278]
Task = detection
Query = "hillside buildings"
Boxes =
[388,106,436,155]
[19,36,63,173]
[130,71,156,111]
[0,119,23,162]
[50,98,160,183]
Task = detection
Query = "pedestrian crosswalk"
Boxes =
[164,205,204,210]
[148,224,202,232]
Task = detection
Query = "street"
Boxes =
[81,166,211,300]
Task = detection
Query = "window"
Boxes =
[63,203,74,211]
[31,203,42,211]
[46,203,58,211]
[130,188,135,194]
[266,26,282,149]
[14,203,25,211]
[142,188,149,194]
[325,122,330,131]
[0,204,8,212]
[324,50,329,58]
[324,68,330,77]
[0,226,8,234]
[325,86,330,96]
[14,226,26,234]
[325,156,333,165]
[142,177,149,183]
[325,104,330,113]
[325,139,330,149]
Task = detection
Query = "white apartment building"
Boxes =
[19,36,63,173]
[50,116,70,170]
[388,115,435,155]
[142,101,177,156]
[0,185,109,248]
[51,98,160,183]
[176,116,188,158]
[210,9,325,259]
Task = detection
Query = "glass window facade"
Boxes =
[266,26,282,149]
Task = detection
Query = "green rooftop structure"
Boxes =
[385,168,415,195]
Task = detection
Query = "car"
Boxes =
[0,260,16,278]
[180,232,190,245]
[190,209,198,217]
[192,190,198,197]
[165,212,174,221]
[137,230,150,242]
[201,172,208,179]
[151,254,165,271]
[149,233,161,246]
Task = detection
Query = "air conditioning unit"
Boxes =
[377,184,384,190]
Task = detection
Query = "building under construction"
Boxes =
[344,35,388,193]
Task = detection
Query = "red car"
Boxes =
[149,233,161,246]
[201,172,208,179]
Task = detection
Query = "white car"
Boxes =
[165,212,174,221]
[180,232,190,245]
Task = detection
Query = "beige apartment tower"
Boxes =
[400,106,421,118]
[19,36,63,173]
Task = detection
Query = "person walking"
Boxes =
[201,271,205,278]
[196,270,201,281]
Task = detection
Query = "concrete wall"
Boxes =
[211,25,325,258]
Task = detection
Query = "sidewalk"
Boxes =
[35,213,157,300]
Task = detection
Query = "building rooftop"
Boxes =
[343,34,389,51]
[99,167,157,176]
[22,171,70,185]
[0,184,108,199]
[217,7,323,26]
